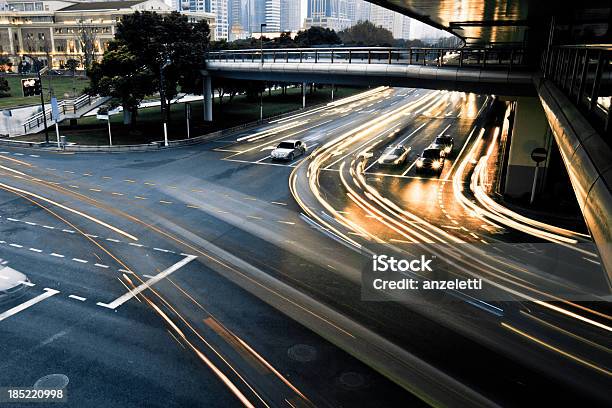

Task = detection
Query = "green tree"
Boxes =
[87,44,155,124]
[88,11,210,125]
[65,58,79,97]
[294,26,341,46]
[338,21,394,46]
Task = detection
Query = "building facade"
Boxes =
[280,0,300,32]
[0,0,215,69]
[304,0,351,31]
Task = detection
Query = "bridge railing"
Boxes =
[543,45,612,139]
[207,47,527,71]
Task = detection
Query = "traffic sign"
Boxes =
[51,97,59,121]
[531,147,547,163]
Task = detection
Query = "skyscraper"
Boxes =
[304,0,351,31]
[367,2,411,39]
[280,0,301,32]
[247,0,280,33]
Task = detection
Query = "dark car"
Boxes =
[430,135,454,156]
[377,145,411,167]
[415,147,445,174]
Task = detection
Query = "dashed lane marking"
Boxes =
[68,295,87,301]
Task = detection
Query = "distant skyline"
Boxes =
[166,0,449,41]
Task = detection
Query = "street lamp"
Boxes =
[159,57,171,147]
[260,23,267,122]
[23,55,49,144]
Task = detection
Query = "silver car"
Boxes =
[0,262,29,304]
[270,140,307,161]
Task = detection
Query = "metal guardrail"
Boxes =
[22,94,95,133]
[543,45,612,140]
[207,47,527,71]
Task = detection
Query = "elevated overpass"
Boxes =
[206,47,534,95]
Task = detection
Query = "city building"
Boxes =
[367,2,410,39]
[304,0,351,31]
[280,0,299,32]
[0,0,215,69]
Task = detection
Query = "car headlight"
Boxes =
[432,161,441,169]
[416,160,423,167]
[394,158,401,164]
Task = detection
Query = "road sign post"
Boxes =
[96,107,112,146]
[51,97,60,148]
[530,147,548,204]
[185,102,191,139]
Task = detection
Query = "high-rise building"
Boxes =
[246,0,280,34]
[280,0,301,32]
[304,0,351,31]
[367,2,410,39]
[265,0,280,31]
[228,0,247,40]
[212,0,228,39]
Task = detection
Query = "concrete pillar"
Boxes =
[503,97,552,199]
[203,75,212,121]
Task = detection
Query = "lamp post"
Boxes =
[23,55,49,144]
[260,23,266,122]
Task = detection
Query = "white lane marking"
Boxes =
[9,243,23,248]
[29,154,40,158]
[0,182,138,241]
[97,255,197,310]
[128,243,143,247]
[106,238,120,243]
[84,234,98,238]
[7,217,19,222]
[153,247,172,253]
[62,229,75,233]
[50,253,64,258]
[42,225,54,229]
[25,221,37,226]
[68,295,86,301]
[94,263,109,269]
[18,280,35,287]
[0,288,60,322]
[72,258,88,264]
[29,248,42,252]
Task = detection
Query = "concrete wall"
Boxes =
[503,96,551,198]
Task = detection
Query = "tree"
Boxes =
[112,11,210,123]
[75,17,98,72]
[87,44,155,124]
[0,77,10,97]
[88,11,210,125]
[65,58,80,97]
[338,21,394,46]
[294,26,341,46]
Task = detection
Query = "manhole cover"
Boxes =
[287,344,317,362]
[34,374,69,389]
[339,372,365,389]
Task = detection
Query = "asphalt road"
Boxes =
[0,87,609,407]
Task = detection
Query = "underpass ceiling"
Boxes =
[368,0,611,46]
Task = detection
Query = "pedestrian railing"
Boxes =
[207,46,528,71]
[22,94,100,134]
[543,44,612,139]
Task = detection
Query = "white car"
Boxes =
[270,140,307,161]
[0,262,29,303]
